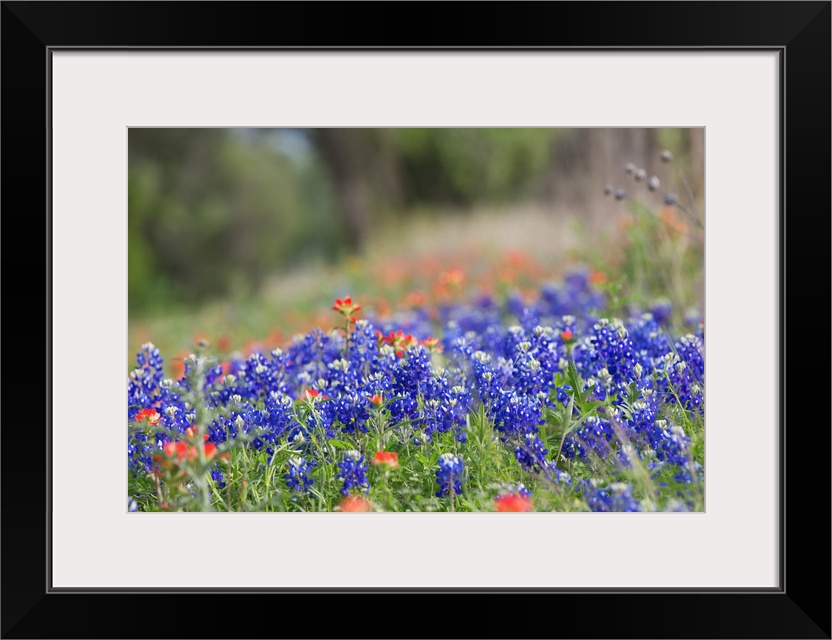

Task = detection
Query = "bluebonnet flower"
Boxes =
[575,318,637,397]
[513,432,551,475]
[656,334,704,413]
[418,370,471,443]
[337,450,369,495]
[469,350,502,407]
[284,456,314,494]
[627,390,661,438]
[347,319,381,371]
[646,420,695,482]
[328,391,371,435]
[443,299,505,337]
[493,390,543,438]
[211,468,227,489]
[649,299,673,325]
[506,332,550,398]
[127,344,199,475]
[584,481,641,512]
[537,273,606,322]
[127,342,166,419]
[283,328,342,397]
[435,453,464,497]
[626,313,671,373]
[563,415,614,461]
[500,482,531,498]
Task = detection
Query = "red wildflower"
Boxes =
[203,441,228,461]
[338,495,373,512]
[494,493,533,512]
[154,441,194,474]
[332,296,362,323]
[370,394,383,407]
[439,268,465,287]
[590,270,607,285]
[153,430,227,474]
[172,353,187,380]
[405,291,427,307]
[561,329,574,342]
[420,337,443,353]
[378,330,418,357]
[184,427,210,441]
[136,408,161,426]
[435,268,466,299]
[372,451,398,469]
[504,250,529,269]
[375,297,392,319]
[300,388,328,401]
[164,441,194,460]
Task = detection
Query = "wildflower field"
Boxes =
[128,178,705,513]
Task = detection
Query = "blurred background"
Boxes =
[129,128,704,369]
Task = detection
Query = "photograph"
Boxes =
[2,0,821,633]
[127,127,705,513]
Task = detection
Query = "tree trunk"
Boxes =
[310,129,374,254]
[547,128,661,216]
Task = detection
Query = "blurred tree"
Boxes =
[305,128,558,250]
[128,129,338,315]
[388,128,556,206]
[308,129,400,253]
[545,128,704,225]
[547,128,659,205]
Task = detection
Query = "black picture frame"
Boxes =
[2,2,829,638]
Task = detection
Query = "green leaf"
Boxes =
[565,360,588,405]
[564,392,575,423]
[564,403,601,436]
[583,400,603,412]
[627,380,639,405]
[543,406,563,429]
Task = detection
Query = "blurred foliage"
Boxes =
[388,128,559,205]
[129,128,562,316]
[129,129,337,313]
[129,128,701,318]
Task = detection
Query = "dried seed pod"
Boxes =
[625,162,637,175]
[647,175,660,191]
[660,150,673,163]
[664,193,677,205]
[615,188,626,201]
[604,184,614,195]
[634,168,647,182]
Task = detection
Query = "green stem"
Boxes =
[449,479,456,513]
[345,319,351,361]
[226,470,232,512]
[381,471,395,512]
[154,473,164,510]
[375,408,386,452]
[555,432,567,469]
